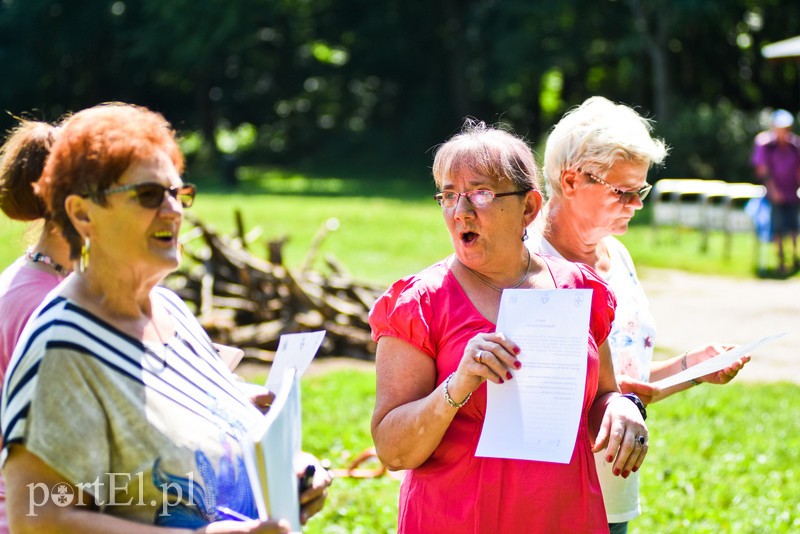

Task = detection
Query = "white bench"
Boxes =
[651,179,767,267]
[652,178,708,229]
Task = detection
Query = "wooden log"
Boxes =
[168,214,381,361]
[300,218,339,273]
[230,319,288,347]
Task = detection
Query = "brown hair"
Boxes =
[432,118,541,192]
[37,103,185,258]
[0,120,59,221]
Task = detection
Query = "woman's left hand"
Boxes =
[592,394,648,478]
[616,375,661,405]
[297,452,333,525]
[690,343,751,385]
[236,382,276,414]
[249,389,276,414]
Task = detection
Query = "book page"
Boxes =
[213,343,245,371]
[243,331,326,532]
[242,367,302,530]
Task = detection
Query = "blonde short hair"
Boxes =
[543,97,667,198]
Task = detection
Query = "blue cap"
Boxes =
[771,109,794,128]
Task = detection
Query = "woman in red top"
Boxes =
[369,120,649,533]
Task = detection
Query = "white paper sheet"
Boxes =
[651,331,787,389]
[475,288,593,464]
[266,330,326,392]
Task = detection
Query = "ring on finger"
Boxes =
[635,435,646,446]
[474,350,485,363]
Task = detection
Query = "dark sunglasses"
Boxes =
[103,182,196,209]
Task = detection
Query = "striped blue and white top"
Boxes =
[1,286,264,527]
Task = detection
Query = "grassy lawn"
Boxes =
[291,368,800,533]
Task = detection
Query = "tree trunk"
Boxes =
[441,0,472,123]
[195,76,220,164]
[627,0,671,123]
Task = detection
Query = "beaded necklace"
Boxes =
[25,250,70,277]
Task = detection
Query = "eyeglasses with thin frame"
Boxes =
[433,189,532,209]
[581,170,652,205]
[103,182,196,209]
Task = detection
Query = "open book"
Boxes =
[240,331,326,532]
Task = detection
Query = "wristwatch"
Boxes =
[620,393,647,420]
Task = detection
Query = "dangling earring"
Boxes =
[521,228,529,242]
[79,236,91,273]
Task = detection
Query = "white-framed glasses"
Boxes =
[433,189,531,209]
[581,170,652,205]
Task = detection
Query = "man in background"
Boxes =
[751,109,800,275]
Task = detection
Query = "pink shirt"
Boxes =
[0,256,63,533]
[369,254,615,534]
[0,258,63,378]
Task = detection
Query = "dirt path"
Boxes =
[640,268,800,384]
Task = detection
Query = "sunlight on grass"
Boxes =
[2,165,797,531]
[242,368,800,533]
[238,167,352,195]
[0,218,36,269]
[635,382,800,532]
[245,367,399,534]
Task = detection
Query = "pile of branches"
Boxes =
[164,213,384,362]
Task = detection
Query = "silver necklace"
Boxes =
[462,249,531,293]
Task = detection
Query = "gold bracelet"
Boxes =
[443,372,472,408]
[680,352,701,386]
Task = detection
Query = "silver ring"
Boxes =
[475,350,485,363]
[635,435,646,446]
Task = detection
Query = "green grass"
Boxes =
[636,382,800,533]
[299,369,399,534]
[185,193,451,286]
[245,368,400,534]
[286,369,800,533]
[619,225,771,279]
[0,218,37,269]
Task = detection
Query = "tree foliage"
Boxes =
[1,0,799,179]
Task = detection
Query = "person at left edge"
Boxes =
[369,119,648,533]
[0,103,330,533]
[0,118,69,534]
